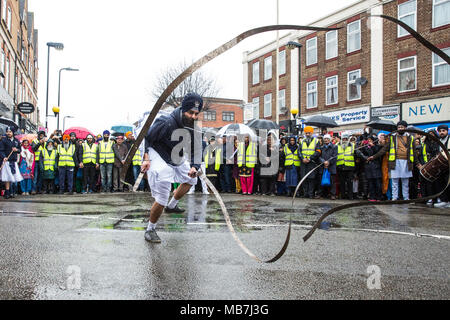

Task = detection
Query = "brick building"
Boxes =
[201,97,244,129]
[242,0,450,135]
[0,0,39,133]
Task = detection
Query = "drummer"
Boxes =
[434,125,450,208]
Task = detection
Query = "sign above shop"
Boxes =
[402,96,450,125]
[17,102,35,114]
[371,105,400,123]
[321,106,370,126]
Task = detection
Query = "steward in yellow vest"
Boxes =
[298,126,322,198]
[336,133,356,199]
[80,134,98,193]
[40,140,58,194]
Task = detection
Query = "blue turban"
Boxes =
[181,93,203,113]
[103,130,110,135]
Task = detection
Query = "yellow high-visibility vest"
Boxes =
[388,135,414,164]
[237,142,257,168]
[205,147,222,171]
[422,144,428,163]
[337,143,355,167]
[132,148,142,166]
[57,144,75,167]
[83,142,98,164]
[43,149,57,171]
[33,139,45,162]
[284,145,300,167]
[301,138,317,159]
[99,140,115,164]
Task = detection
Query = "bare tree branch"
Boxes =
[152,60,221,109]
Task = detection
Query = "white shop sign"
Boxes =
[402,96,450,124]
[371,105,400,123]
[320,106,370,126]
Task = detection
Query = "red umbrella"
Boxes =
[64,127,95,140]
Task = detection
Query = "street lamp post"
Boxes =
[287,41,302,135]
[45,42,64,130]
[58,67,79,130]
[63,115,74,132]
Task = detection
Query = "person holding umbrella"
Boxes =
[238,134,257,195]
[0,127,23,199]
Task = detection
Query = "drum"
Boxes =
[420,151,449,182]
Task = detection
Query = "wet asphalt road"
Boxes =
[0,192,449,300]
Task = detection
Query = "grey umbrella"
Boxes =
[247,119,279,130]
[367,119,397,132]
[304,115,338,128]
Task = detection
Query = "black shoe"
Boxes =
[164,205,185,213]
[144,229,161,243]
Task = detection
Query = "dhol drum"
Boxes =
[420,151,449,182]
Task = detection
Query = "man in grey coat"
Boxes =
[112,135,129,192]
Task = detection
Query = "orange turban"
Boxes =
[63,134,70,141]
[304,126,314,133]
[125,131,132,138]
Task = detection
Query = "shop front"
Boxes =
[401,96,450,134]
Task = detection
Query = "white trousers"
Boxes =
[147,147,197,206]
[391,177,410,201]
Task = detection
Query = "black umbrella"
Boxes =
[367,119,397,132]
[111,132,125,137]
[0,117,19,132]
[247,119,279,130]
[304,115,338,128]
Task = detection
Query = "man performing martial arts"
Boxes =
[141,93,203,243]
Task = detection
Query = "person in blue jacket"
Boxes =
[141,93,203,243]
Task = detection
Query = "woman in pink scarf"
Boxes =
[19,140,35,195]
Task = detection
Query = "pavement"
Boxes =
[0,192,449,300]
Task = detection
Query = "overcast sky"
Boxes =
[28,0,354,135]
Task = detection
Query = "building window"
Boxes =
[433,0,450,28]
[278,89,286,114]
[6,56,9,92]
[2,0,6,22]
[278,50,286,75]
[306,37,317,66]
[398,56,416,92]
[252,61,259,85]
[264,56,272,81]
[347,20,361,53]
[398,0,416,38]
[252,96,259,119]
[0,49,4,88]
[222,111,235,122]
[7,6,11,32]
[307,81,317,109]
[432,47,450,87]
[264,93,272,117]
[203,110,216,121]
[348,69,361,101]
[326,30,338,60]
[326,75,338,105]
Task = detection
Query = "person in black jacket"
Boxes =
[318,134,338,199]
[417,130,440,205]
[141,93,203,243]
[0,127,23,199]
[357,135,382,201]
